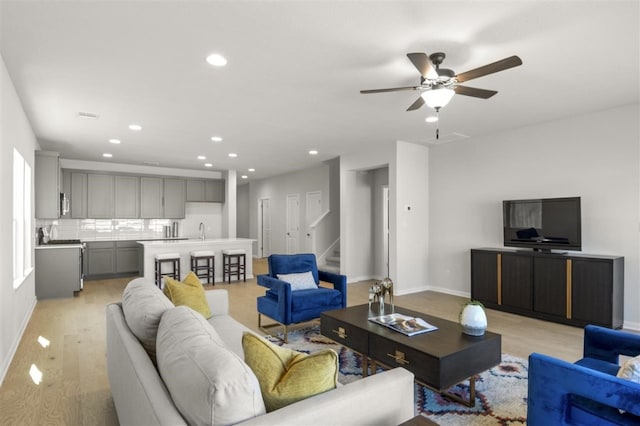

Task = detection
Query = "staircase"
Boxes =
[320,248,340,274]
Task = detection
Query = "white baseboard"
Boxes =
[0,298,37,387]
[623,321,640,332]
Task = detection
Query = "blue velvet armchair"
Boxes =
[528,325,640,425]
[257,253,347,342]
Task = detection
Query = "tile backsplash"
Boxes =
[36,218,178,240]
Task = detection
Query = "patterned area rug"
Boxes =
[267,323,528,425]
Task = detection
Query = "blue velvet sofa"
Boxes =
[257,253,347,342]
[528,325,640,425]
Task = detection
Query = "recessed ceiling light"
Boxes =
[197,155,206,160]
[103,153,113,158]
[211,136,223,142]
[309,150,318,155]
[204,163,213,167]
[228,153,237,158]
[109,139,121,144]
[77,112,99,119]
[128,124,142,131]
[241,175,248,179]
[425,116,439,123]
[248,168,255,172]
[206,54,227,67]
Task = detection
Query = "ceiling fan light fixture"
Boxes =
[421,86,455,110]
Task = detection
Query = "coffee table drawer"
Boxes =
[320,315,368,354]
[369,334,443,388]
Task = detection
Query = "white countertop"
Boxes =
[137,238,255,246]
[35,244,83,250]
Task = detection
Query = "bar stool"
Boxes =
[222,249,246,283]
[190,250,215,285]
[155,253,180,288]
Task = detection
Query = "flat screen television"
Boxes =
[503,197,581,252]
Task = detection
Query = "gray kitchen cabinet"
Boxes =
[140,177,164,218]
[115,175,140,218]
[186,179,225,202]
[163,178,186,218]
[86,241,116,277]
[35,247,82,299]
[61,171,71,219]
[116,241,140,273]
[88,174,115,218]
[35,151,61,219]
[70,172,88,218]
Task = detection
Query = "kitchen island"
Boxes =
[137,238,254,284]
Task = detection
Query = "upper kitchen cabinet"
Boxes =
[114,175,140,218]
[70,172,88,218]
[61,171,71,219]
[140,177,163,218]
[87,174,115,218]
[140,177,185,219]
[163,178,186,218]
[35,151,61,219]
[186,179,225,203]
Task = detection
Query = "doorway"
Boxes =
[286,193,300,254]
[305,191,322,252]
[259,198,271,258]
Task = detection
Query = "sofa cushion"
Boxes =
[163,271,212,319]
[122,277,174,364]
[157,306,265,425]
[617,355,640,383]
[277,271,318,291]
[242,332,338,412]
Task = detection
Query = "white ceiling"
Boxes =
[1,1,638,181]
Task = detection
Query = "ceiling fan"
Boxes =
[360,52,523,112]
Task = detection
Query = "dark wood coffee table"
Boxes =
[320,304,502,406]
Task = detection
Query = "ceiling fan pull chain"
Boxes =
[436,109,440,140]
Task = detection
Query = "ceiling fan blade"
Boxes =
[406,96,425,111]
[360,86,421,94]
[407,53,436,79]
[455,55,523,83]
[454,85,498,99]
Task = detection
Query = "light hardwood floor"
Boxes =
[0,258,586,425]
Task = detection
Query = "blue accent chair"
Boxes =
[528,325,640,425]
[257,253,347,342]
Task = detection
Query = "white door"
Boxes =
[286,194,300,254]
[383,186,390,277]
[260,198,271,258]
[305,191,322,252]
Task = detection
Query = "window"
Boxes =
[13,148,32,288]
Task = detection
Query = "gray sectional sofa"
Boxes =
[106,277,415,425]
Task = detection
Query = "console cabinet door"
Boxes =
[70,172,88,219]
[533,257,567,318]
[501,254,532,310]
[114,176,140,218]
[471,251,498,305]
[572,259,613,326]
[140,177,163,218]
[87,174,115,218]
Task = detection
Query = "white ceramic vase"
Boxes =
[460,303,487,336]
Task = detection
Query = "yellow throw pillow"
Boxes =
[163,271,212,319]
[242,332,338,412]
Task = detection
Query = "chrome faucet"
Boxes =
[199,222,205,240]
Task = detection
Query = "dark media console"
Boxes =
[470,248,624,329]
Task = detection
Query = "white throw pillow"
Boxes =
[617,355,640,383]
[277,271,318,291]
[121,278,174,363]
[156,306,266,425]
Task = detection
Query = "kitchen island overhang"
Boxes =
[137,238,255,285]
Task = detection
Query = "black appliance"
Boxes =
[503,197,581,252]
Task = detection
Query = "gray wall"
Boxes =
[428,104,640,329]
[248,162,334,257]
[0,54,39,385]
